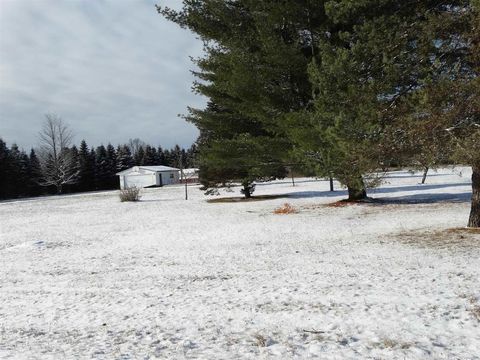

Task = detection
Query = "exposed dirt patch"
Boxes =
[393,228,480,250]
[326,197,380,208]
[445,227,480,235]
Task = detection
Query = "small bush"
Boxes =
[273,203,298,214]
[119,186,141,202]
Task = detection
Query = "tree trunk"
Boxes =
[346,175,367,201]
[347,185,367,201]
[421,166,429,184]
[243,184,252,199]
[468,165,480,228]
[56,183,62,195]
[329,176,334,192]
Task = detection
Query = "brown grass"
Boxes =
[273,203,298,215]
[470,305,480,321]
[327,200,358,208]
[468,296,480,321]
[119,187,141,202]
[393,227,480,250]
[445,227,480,235]
[253,333,267,347]
[326,197,378,208]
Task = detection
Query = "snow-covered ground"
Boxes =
[0,167,479,359]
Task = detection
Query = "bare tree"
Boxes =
[38,114,78,194]
[128,138,146,158]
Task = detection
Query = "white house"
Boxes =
[116,166,180,189]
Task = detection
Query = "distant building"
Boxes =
[180,168,200,184]
[116,166,180,189]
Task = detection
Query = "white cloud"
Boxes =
[0,0,205,149]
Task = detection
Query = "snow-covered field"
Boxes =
[0,167,479,359]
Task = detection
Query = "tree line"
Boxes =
[0,120,197,200]
[158,1,480,228]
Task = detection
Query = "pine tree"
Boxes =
[116,145,134,172]
[95,145,109,190]
[156,146,166,165]
[77,140,95,192]
[158,1,316,196]
[391,1,479,227]
[0,139,10,199]
[134,146,145,166]
[106,144,118,189]
[89,148,97,190]
[143,145,156,166]
[28,149,42,196]
[186,144,198,168]
[8,144,29,197]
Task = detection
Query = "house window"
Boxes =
[170,173,174,179]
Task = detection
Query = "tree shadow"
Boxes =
[286,190,347,199]
[280,182,471,206]
[255,178,325,187]
[369,182,470,195]
[374,192,471,205]
[383,173,447,179]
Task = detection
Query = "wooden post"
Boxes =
[179,154,188,200]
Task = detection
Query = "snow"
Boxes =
[0,167,479,359]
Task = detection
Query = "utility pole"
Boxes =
[184,171,188,200]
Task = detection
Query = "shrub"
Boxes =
[119,186,141,202]
[273,203,298,214]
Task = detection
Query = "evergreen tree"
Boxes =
[163,149,173,167]
[77,140,95,192]
[143,145,157,166]
[106,144,118,188]
[134,146,145,166]
[156,146,166,165]
[28,149,42,196]
[95,145,109,190]
[0,139,10,199]
[158,1,314,196]
[9,144,29,197]
[186,144,198,168]
[116,145,134,172]
[89,148,97,189]
[389,1,479,226]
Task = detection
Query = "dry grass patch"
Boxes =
[470,305,480,321]
[119,187,141,202]
[253,333,267,347]
[468,296,480,321]
[326,197,378,208]
[394,228,480,250]
[445,227,480,235]
[374,338,412,350]
[273,203,298,214]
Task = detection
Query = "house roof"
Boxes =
[116,166,180,176]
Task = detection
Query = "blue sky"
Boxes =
[0,0,205,150]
